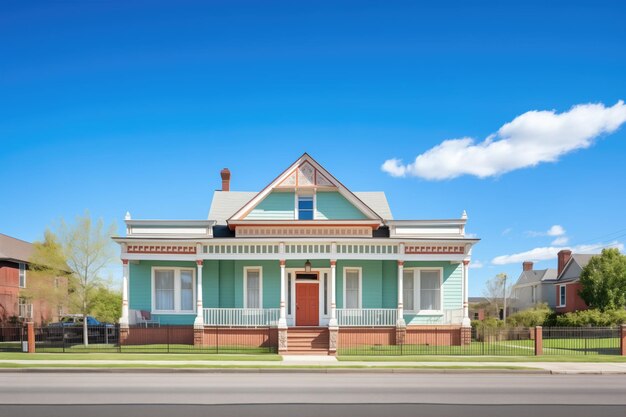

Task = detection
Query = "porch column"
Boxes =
[396,260,406,327]
[462,260,471,327]
[120,259,129,327]
[278,260,287,327]
[194,260,204,328]
[329,260,337,327]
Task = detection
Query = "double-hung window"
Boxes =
[531,285,536,304]
[153,268,195,313]
[403,269,442,313]
[18,263,26,288]
[297,195,314,220]
[344,268,361,309]
[244,267,262,309]
[558,285,566,307]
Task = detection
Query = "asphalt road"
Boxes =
[1,372,625,417]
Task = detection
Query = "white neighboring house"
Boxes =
[511,261,558,312]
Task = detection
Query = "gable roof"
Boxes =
[0,233,33,263]
[226,153,384,223]
[557,254,597,282]
[513,269,558,287]
[209,191,393,225]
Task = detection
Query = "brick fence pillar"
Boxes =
[460,326,472,346]
[27,321,35,353]
[278,327,288,353]
[194,327,204,347]
[621,324,626,356]
[535,326,543,356]
[395,326,406,346]
[119,326,129,345]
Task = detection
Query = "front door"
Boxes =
[296,283,319,326]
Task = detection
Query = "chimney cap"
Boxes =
[220,168,231,177]
[522,261,534,271]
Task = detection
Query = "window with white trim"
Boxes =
[18,263,26,288]
[531,285,536,304]
[297,195,314,220]
[152,268,195,313]
[558,285,566,307]
[403,269,442,313]
[344,268,361,308]
[244,267,262,308]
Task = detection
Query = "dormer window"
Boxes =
[297,195,314,220]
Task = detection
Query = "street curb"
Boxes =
[0,367,551,374]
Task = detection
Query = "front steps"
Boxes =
[286,327,330,355]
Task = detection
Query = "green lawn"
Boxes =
[32,343,276,355]
[0,352,281,361]
[337,355,626,362]
[338,338,621,357]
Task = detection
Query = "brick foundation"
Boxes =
[121,326,194,345]
[406,326,463,346]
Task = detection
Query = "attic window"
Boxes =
[297,195,314,220]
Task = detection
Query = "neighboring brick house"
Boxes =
[511,261,558,312]
[468,297,488,321]
[0,233,63,324]
[554,250,592,313]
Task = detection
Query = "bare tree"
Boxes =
[482,273,509,320]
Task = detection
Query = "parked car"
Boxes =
[46,315,117,343]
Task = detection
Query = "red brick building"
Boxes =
[0,233,62,324]
[553,250,592,314]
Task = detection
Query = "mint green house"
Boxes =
[114,154,478,353]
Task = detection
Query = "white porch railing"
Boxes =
[203,308,280,327]
[337,308,397,327]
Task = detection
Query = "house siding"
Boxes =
[315,191,367,220]
[246,191,295,220]
[129,260,198,325]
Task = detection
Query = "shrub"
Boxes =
[472,317,505,329]
[507,304,553,327]
[555,309,626,327]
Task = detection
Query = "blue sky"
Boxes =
[1,1,625,295]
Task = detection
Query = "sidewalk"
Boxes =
[2,356,626,374]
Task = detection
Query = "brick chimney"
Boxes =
[557,249,572,275]
[220,168,231,191]
[523,261,534,272]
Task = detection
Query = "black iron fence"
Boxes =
[0,326,26,352]
[32,325,277,354]
[337,326,623,356]
[542,326,620,356]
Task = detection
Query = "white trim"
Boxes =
[403,267,444,315]
[243,266,263,309]
[342,266,362,309]
[557,284,567,307]
[151,266,196,314]
[18,263,26,288]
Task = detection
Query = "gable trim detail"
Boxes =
[227,153,383,224]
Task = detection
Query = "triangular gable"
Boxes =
[228,153,383,222]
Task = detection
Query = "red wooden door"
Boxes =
[296,283,319,326]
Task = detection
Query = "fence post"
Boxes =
[27,322,35,353]
[534,326,543,356]
[621,325,626,356]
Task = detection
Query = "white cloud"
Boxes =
[465,232,478,238]
[526,224,566,238]
[382,101,626,180]
[501,228,513,236]
[469,260,484,269]
[547,225,566,237]
[491,241,624,265]
[551,236,569,245]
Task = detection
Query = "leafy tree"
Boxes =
[579,248,626,311]
[90,286,122,323]
[34,213,116,345]
[24,230,73,323]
